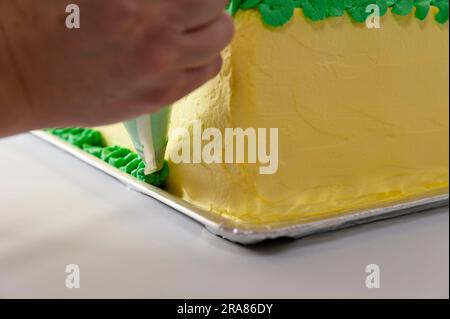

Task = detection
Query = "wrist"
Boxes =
[0,2,37,137]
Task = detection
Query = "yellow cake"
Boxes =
[96,7,449,226]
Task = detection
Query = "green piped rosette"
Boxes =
[227,0,449,27]
[46,127,169,187]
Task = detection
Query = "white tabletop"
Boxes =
[0,134,448,299]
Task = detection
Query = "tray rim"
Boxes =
[31,130,449,244]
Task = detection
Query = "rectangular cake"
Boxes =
[50,2,449,226]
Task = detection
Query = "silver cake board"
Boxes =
[32,131,449,245]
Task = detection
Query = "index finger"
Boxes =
[164,0,229,31]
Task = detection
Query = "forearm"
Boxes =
[0,1,35,137]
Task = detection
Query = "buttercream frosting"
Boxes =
[89,9,449,226]
[163,9,449,225]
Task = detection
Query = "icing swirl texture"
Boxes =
[46,128,169,186]
[227,0,450,26]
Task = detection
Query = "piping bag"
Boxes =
[123,106,172,176]
[125,8,231,181]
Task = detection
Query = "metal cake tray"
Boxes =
[32,131,449,245]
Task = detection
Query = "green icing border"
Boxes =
[227,0,449,26]
[46,128,169,187]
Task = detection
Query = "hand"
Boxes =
[0,0,234,136]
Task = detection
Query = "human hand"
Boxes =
[0,0,234,136]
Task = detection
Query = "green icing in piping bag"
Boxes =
[123,106,172,175]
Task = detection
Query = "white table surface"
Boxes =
[0,133,448,299]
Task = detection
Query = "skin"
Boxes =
[0,0,234,137]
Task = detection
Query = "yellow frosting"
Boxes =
[97,10,449,226]
[95,123,134,151]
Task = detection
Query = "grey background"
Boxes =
[0,134,448,298]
